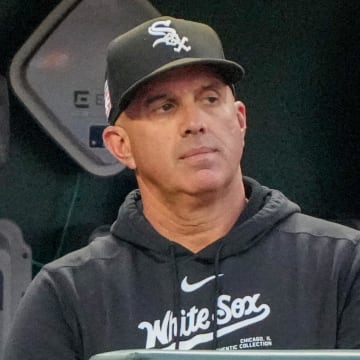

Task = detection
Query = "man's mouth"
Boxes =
[180,146,217,159]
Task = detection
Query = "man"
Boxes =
[3,16,360,360]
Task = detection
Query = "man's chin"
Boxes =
[182,176,229,197]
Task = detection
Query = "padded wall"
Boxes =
[0,0,359,273]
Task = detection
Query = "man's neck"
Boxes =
[138,178,247,253]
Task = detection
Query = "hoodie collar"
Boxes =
[110,177,301,260]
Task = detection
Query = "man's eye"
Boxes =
[149,102,174,115]
[161,103,173,112]
[206,96,219,104]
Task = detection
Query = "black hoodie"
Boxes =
[4,178,360,360]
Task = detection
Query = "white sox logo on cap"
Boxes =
[148,20,191,53]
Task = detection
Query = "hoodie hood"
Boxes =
[110,176,301,260]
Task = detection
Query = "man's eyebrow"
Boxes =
[143,93,168,107]
[141,79,226,106]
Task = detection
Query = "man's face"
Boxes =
[106,65,246,200]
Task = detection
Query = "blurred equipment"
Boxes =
[10,0,160,176]
[0,75,9,168]
[0,219,32,355]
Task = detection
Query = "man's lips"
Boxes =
[179,146,217,159]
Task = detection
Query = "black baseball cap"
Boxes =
[104,16,245,125]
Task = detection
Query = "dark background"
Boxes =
[0,0,359,274]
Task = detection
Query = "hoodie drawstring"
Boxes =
[170,245,181,349]
[212,242,225,350]
[170,241,225,350]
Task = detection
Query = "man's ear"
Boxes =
[102,125,136,169]
[235,100,247,132]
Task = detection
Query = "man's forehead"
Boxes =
[133,65,227,99]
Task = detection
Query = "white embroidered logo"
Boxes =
[148,20,191,53]
[181,274,224,293]
[138,293,271,349]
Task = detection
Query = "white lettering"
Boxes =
[138,310,173,348]
[138,293,271,349]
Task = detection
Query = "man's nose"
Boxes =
[180,105,206,136]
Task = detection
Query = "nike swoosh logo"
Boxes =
[181,274,224,293]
